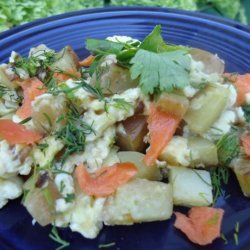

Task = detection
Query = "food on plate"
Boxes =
[0,25,249,247]
[174,207,224,245]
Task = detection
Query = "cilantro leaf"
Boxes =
[130,49,191,94]
[85,39,124,55]
[140,25,188,53]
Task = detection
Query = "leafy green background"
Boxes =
[0,0,249,32]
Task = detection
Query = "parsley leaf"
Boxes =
[140,25,184,53]
[85,39,124,55]
[130,49,191,94]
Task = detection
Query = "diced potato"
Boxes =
[190,48,225,74]
[103,178,173,225]
[118,151,161,181]
[156,93,189,117]
[0,67,18,89]
[32,93,67,133]
[23,178,61,226]
[188,136,218,166]
[232,159,250,197]
[184,84,229,134]
[51,46,79,71]
[169,166,213,207]
[90,64,138,94]
[116,115,148,152]
[159,136,191,167]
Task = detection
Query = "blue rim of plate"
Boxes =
[0,6,249,39]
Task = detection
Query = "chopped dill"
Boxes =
[198,192,210,204]
[211,167,230,203]
[192,169,212,187]
[79,80,105,100]
[234,221,240,245]
[64,193,75,203]
[36,143,49,151]
[49,225,70,250]
[54,68,80,80]
[98,242,116,249]
[235,221,240,233]
[206,212,219,225]
[220,233,228,244]
[108,98,133,112]
[19,117,32,124]
[216,130,240,166]
[234,233,239,246]
[0,84,8,98]
[12,50,56,78]
[56,101,95,163]
[59,181,65,193]
[43,112,53,127]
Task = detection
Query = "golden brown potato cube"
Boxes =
[23,178,60,226]
[52,46,79,71]
[103,179,173,225]
[116,115,148,152]
[118,151,161,181]
[156,93,189,117]
[188,136,218,166]
[90,64,139,94]
[232,159,250,197]
[184,84,229,134]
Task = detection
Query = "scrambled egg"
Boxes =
[0,140,32,178]
[0,176,23,209]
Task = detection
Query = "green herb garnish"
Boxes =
[130,49,190,94]
[241,104,250,122]
[49,225,70,250]
[234,221,240,245]
[56,101,95,163]
[64,193,75,203]
[220,233,228,244]
[19,117,32,124]
[0,84,8,98]
[98,242,116,249]
[216,130,240,166]
[211,167,230,203]
[206,212,219,225]
[12,50,55,77]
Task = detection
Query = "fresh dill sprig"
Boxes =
[216,130,240,166]
[0,84,8,98]
[64,193,75,203]
[56,101,95,163]
[98,242,116,249]
[234,221,240,245]
[19,117,32,124]
[211,166,230,203]
[54,68,80,80]
[220,233,228,244]
[108,98,133,112]
[192,169,212,187]
[234,233,239,246]
[36,143,49,151]
[49,225,70,250]
[12,50,55,78]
